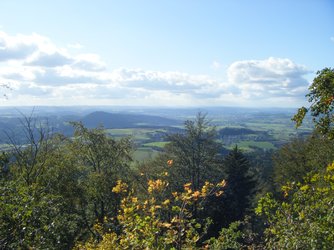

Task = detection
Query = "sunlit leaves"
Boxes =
[293,68,334,139]
[77,177,226,249]
[256,162,334,249]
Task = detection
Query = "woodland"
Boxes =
[0,68,334,249]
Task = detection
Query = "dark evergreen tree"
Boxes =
[221,146,257,225]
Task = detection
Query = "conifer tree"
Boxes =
[222,146,257,224]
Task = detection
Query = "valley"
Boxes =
[0,106,312,160]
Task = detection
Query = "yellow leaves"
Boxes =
[147,179,168,194]
[171,216,180,223]
[161,222,172,228]
[131,197,138,203]
[201,181,214,196]
[192,191,200,200]
[217,180,227,188]
[82,178,229,249]
[184,182,192,190]
[215,190,224,197]
[162,199,170,206]
[281,183,293,198]
[112,180,128,194]
[167,159,173,166]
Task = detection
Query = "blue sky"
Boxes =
[0,0,333,107]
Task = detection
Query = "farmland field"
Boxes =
[0,106,313,160]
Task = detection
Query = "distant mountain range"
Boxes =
[79,111,181,129]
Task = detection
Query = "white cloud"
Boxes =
[109,68,219,93]
[227,57,310,99]
[72,54,106,71]
[0,31,312,107]
[25,51,74,67]
[0,31,39,61]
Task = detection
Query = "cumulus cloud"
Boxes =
[25,51,74,67]
[227,57,310,98]
[0,31,39,61]
[0,31,106,71]
[109,68,219,94]
[72,54,106,71]
[0,30,311,107]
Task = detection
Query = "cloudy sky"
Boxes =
[0,0,333,107]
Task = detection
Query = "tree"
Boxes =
[293,67,334,139]
[69,122,133,226]
[75,177,226,250]
[5,112,54,186]
[0,120,134,248]
[0,180,81,249]
[164,113,223,192]
[273,132,334,189]
[0,152,10,180]
[256,162,334,249]
[220,146,257,224]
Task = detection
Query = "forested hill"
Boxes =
[79,111,181,128]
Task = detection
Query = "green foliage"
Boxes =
[69,122,133,224]
[222,146,257,224]
[165,112,223,191]
[8,108,334,249]
[0,121,135,248]
[0,152,10,180]
[256,162,334,249]
[0,182,81,249]
[206,221,244,249]
[273,133,334,188]
[293,67,334,139]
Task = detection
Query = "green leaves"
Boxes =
[0,182,81,249]
[256,162,334,249]
[292,107,308,127]
[293,67,334,139]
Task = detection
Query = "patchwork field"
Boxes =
[0,106,313,160]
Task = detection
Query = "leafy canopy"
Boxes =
[256,162,334,249]
[293,67,334,139]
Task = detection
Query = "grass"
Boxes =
[143,141,170,148]
[229,140,276,151]
[105,114,313,160]
[133,148,159,161]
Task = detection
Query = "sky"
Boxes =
[0,0,333,108]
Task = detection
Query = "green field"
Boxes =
[101,113,313,158]
[227,140,276,152]
[143,141,170,148]
[133,147,160,161]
